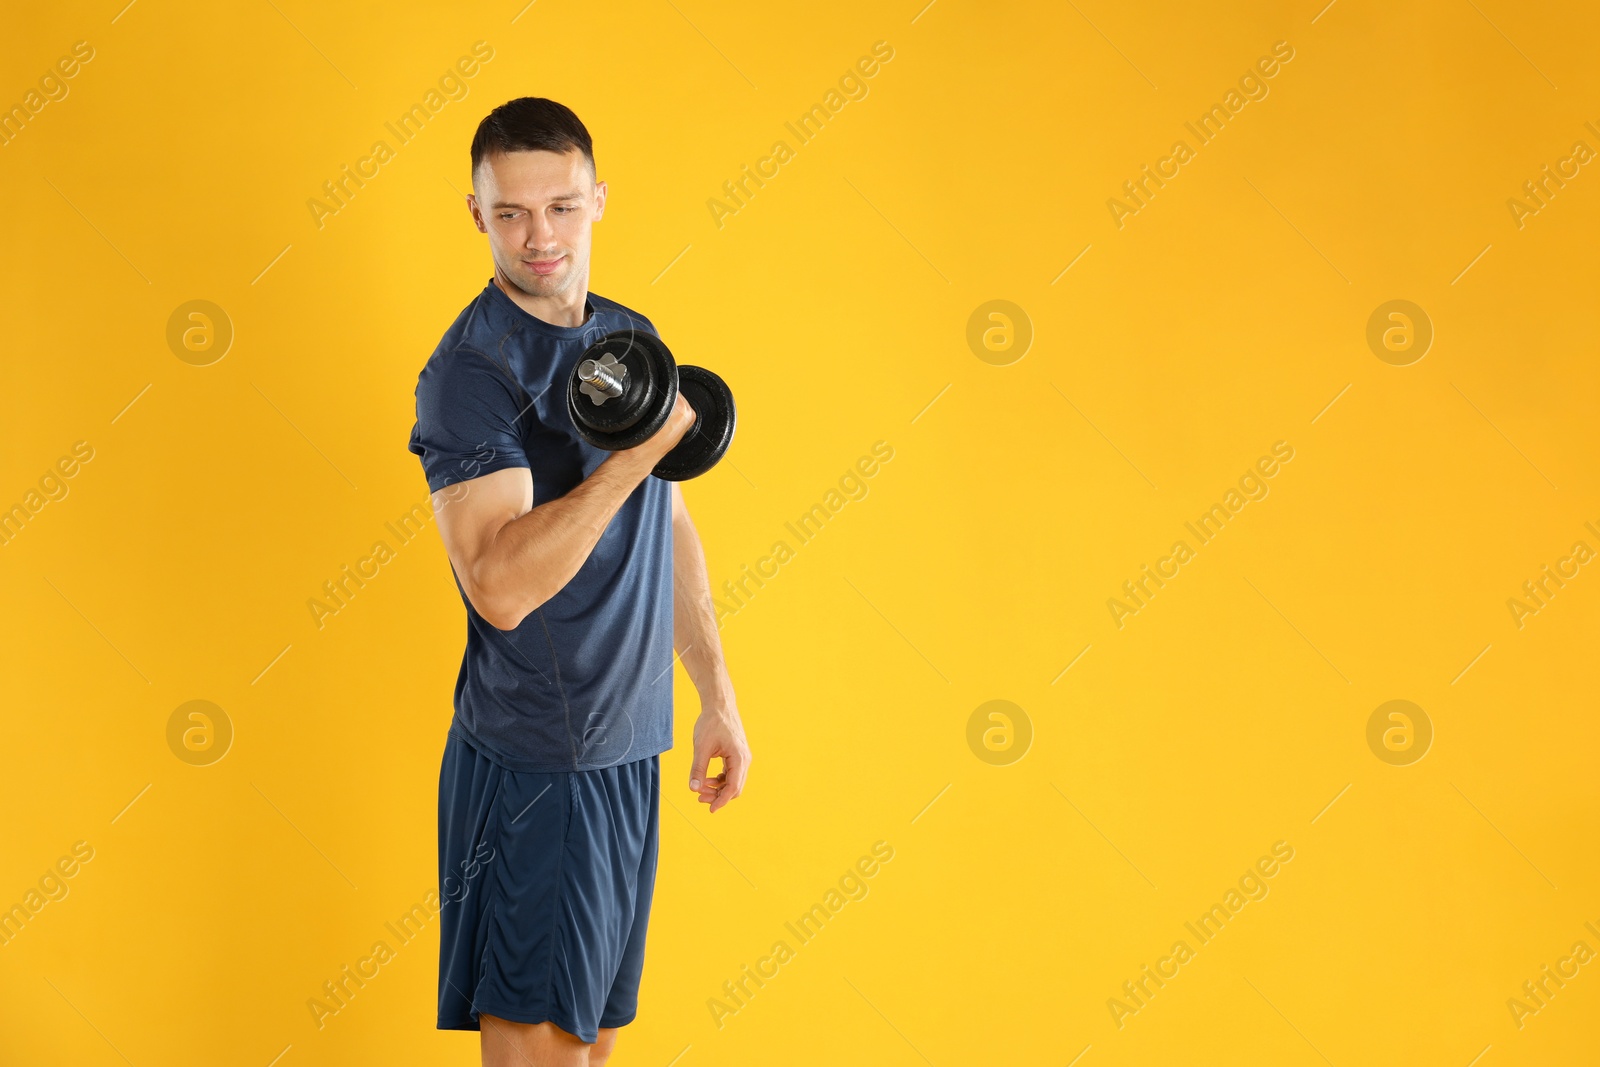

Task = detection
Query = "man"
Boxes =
[408,96,752,1067]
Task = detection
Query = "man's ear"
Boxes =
[593,179,606,222]
[466,194,489,233]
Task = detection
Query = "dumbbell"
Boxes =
[565,328,736,481]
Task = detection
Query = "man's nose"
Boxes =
[525,214,557,249]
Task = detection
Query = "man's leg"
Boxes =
[589,1027,619,1066]
[479,1014,593,1067]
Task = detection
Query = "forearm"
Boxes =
[672,515,735,708]
[475,453,652,628]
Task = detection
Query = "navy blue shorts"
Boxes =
[436,727,661,1043]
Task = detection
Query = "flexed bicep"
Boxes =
[430,465,533,630]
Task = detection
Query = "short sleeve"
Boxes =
[408,347,531,493]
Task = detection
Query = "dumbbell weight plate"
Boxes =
[566,329,678,450]
[653,365,736,481]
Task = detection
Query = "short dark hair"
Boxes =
[470,97,595,183]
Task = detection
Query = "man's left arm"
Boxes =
[671,482,751,814]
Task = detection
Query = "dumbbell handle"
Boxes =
[578,358,625,399]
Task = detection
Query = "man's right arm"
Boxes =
[432,392,695,631]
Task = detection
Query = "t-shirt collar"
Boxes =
[485,276,598,339]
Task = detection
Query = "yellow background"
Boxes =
[3,0,1598,1063]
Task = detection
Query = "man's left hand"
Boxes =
[689,705,751,814]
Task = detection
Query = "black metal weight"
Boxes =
[652,365,736,482]
[566,329,736,480]
[565,329,678,450]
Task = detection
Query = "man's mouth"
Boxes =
[525,256,564,276]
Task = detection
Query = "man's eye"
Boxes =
[499,213,518,220]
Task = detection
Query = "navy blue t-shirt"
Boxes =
[408,279,674,772]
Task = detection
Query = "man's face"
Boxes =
[469,148,604,299]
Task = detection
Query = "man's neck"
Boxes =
[493,269,591,328]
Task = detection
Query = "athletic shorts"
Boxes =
[436,727,661,1043]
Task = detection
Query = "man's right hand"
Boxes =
[615,389,697,470]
